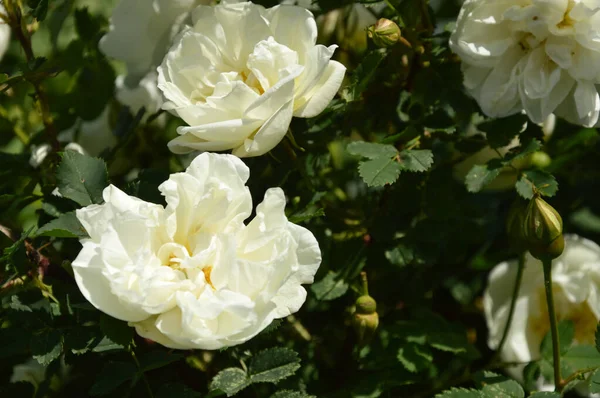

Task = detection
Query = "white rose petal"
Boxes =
[100,0,209,82]
[484,235,600,368]
[159,1,346,157]
[72,152,322,350]
[116,72,164,123]
[450,0,600,127]
[0,5,10,62]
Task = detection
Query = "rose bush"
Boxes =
[3,0,600,397]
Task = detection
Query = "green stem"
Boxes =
[130,349,154,398]
[559,367,597,389]
[494,252,526,359]
[360,272,369,296]
[542,258,562,391]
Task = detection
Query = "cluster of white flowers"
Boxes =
[450,0,600,127]
[72,152,321,349]
[484,235,600,385]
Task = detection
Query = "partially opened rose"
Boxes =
[72,152,321,349]
[159,1,346,157]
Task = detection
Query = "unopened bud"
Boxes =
[352,272,379,346]
[353,296,379,347]
[523,196,564,260]
[530,152,551,169]
[367,19,401,48]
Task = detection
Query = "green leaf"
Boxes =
[155,383,202,398]
[475,371,524,398]
[528,393,560,398]
[476,114,528,149]
[31,329,63,366]
[347,142,398,160]
[74,7,101,43]
[36,211,88,238]
[358,157,402,187]
[522,362,541,391]
[249,347,301,384]
[342,49,387,102]
[139,351,184,372]
[515,170,558,199]
[540,320,574,359]
[210,368,250,397]
[434,388,481,398]
[270,391,316,398]
[57,151,109,206]
[465,162,502,193]
[28,0,49,21]
[99,314,133,348]
[397,344,433,373]
[399,150,434,172]
[385,244,415,267]
[590,368,600,394]
[1,229,33,274]
[311,271,349,301]
[89,362,137,396]
[562,345,600,371]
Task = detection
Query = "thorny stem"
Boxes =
[6,1,59,150]
[493,252,526,361]
[542,258,563,391]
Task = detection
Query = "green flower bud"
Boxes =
[353,296,379,347]
[367,19,401,48]
[356,295,377,314]
[530,151,552,169]
[523,196,564,260]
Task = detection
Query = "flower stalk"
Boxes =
[494,251,526,360]
[542,258,562,391]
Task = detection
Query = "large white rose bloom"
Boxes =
[158,1,346,157]
[484,235,600,365]
[72,152,321,349]
[450,0,600,127]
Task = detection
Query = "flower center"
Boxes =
[529,286,598,346]
[202,266,215,290]
[557,0,576,30]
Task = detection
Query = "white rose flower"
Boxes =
[0,5,10,62]
[72,152,321,349]
[450,0,600,127]
[484,235,600,366]
[100,0,209,82]
[158,1,346,157]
